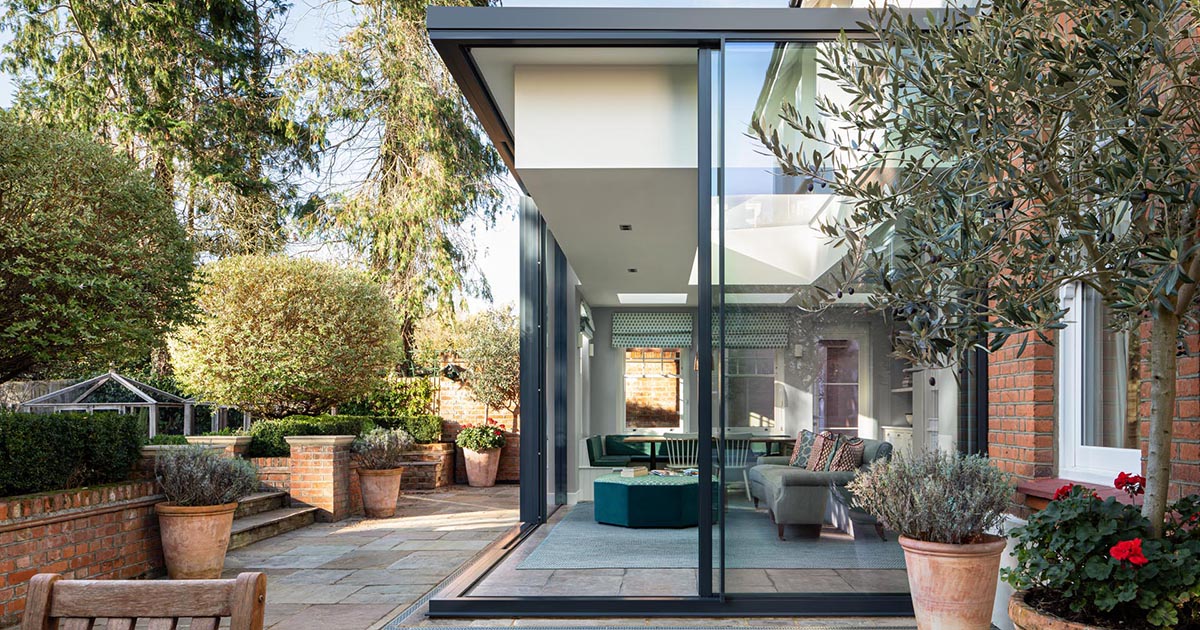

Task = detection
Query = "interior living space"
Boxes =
[426,3,986,618]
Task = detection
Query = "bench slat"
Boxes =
[191,617,220,630]
[58,620,93,630]
[145,619,178,630]
[47,580,235,619]
[105,619,135,630]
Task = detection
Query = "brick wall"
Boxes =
[988,332,1057,490]
[443,425,520,484]
[0,481,164,626]
[435,376,517,431]
[249,457,291,493]
[1137,323,1200,499]
[991,319,1200,515]
[285,436,356,522]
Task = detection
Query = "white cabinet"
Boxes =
[882,426,913,457]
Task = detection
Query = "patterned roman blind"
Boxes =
[716,310,790,348]
[611,312,693,348]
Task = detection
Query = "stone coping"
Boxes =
[284,434,356,447]
[185,435,252,446]
[141,444,224,455]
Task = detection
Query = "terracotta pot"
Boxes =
[899,534,1007,630]
[358,468,404,518]
[463,447,501,487]
[155,502,237,579]
[1009,590,1115,630]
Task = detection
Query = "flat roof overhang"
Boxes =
[427,6,947,189]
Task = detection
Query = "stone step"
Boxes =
[228,506,318,550]
[234,491,288,519]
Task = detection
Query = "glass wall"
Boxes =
[715,40,979,596]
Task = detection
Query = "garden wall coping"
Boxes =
[284,435,356,447]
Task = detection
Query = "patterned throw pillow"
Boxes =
[828,437,866,471]
[789,430,816,467]
[806,431,842,471]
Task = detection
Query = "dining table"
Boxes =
[621,433,794,470]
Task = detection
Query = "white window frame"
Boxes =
[724,347,786,433]
[1057,283,1141,484]
[618,347,689,433]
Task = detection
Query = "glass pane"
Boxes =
[1082,288,1133,448]
[717,40,977,598]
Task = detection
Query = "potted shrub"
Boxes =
[154,445,258,579]
[847,450,1012,630]
[353,427,414,518]
[1004,477,1200,629]
[456,419,506,487]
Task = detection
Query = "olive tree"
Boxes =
[763,0,1200,536]
[169,255,400,417]
[0,119,194,383]
[447,307,520,421]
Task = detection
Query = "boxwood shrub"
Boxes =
[0,411,143,497]
[245,414,444,457]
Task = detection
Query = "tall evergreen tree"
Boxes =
[1,0,316,256]
[283,0,507,368]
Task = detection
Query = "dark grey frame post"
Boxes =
[519,196,547,525]
[696,46,715,600]
[553,242,569,506]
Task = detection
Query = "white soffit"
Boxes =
[470,47,698,143]
[618,293,690,305]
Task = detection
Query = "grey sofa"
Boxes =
[748,438,893,540]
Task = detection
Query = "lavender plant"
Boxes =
[155,446,259,506]
[352,427,414,470]
[847,450,1012,544]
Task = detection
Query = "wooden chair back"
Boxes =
[664,433,700,469]
[21,572,266,630]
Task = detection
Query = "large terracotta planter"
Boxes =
[1009,590,1114,630]
[899,534,1007,630]
[155,502,237,579]
[358,468,404,518]
[463,447,501,487]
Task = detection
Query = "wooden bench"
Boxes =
[21,572,266,630]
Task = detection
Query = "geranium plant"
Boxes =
[1004,476,1200,628]
[455,419,506,452]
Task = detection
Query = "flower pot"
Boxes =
[1009,590,1115,630]
[155,502,238,579]
[358,467,404,518]
[899,534,1007,630]
[463,447,501,487]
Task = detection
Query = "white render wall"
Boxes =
[514,64,697,170]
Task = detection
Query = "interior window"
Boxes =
[726,348,776,429]
[623,347,683,430]
[1080,288,1134,449]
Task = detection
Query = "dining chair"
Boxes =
[722,432,756,502]
[663,433,700,469]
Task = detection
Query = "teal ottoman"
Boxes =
[593,473,699,528]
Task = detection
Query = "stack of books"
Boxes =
[619,466,649,478]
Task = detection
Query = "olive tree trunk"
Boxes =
[1144,304,1179,538]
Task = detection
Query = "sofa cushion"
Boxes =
[806,431,843,471]
[829,437,866,471]
[789,429,815,467]
[750,464,857,489]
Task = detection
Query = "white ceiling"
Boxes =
[521,167,698,307]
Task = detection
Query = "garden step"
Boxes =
[234,491,288,519]
[228,506,318,550]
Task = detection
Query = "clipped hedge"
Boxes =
[0,411,143,497]
[245,414,444,457]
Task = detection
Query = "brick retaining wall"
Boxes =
[0,481,164,626]
[249,457,292,493]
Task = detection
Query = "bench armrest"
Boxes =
[756,455,792,466]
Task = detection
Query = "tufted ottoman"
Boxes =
[593,473,699,528]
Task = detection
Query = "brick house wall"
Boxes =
[990,318,1200,515]
[0,481,164,626]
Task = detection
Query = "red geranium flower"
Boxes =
[1115,472,1146,498]
[1110,538,1149,566]
[1052,483,1098,501]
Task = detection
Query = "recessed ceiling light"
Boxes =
[618,293,688,305]
[619,224,633,231]
[628,268,638,273]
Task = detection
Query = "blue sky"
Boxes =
[0,0,519,312]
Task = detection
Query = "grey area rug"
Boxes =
[518,504,907,570]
